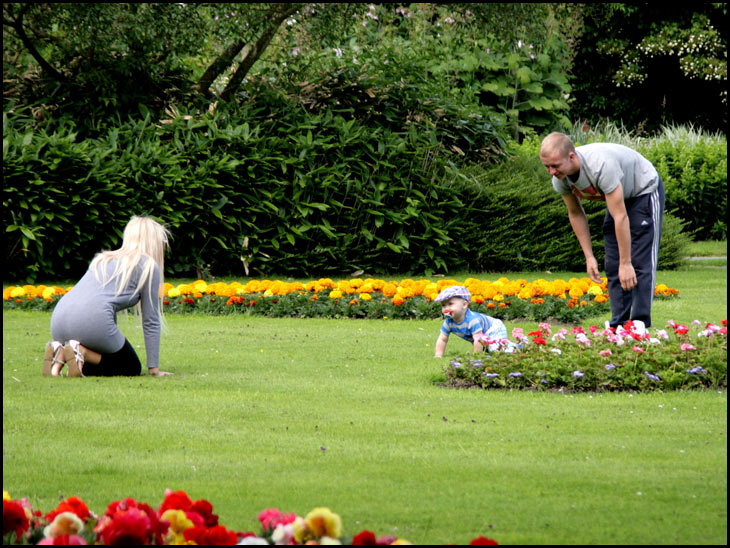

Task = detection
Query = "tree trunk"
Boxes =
[201,3,301,101]
[219,22,281,101]
[195,39,247,96]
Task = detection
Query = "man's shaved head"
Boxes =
[540,132,576,159]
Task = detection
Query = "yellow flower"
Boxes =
[569,287,584,299]
[587,285,603,296]
[42,287,56,300]
[381,283,398,297]
[292,517,311,544]
[359,293,372,301]
[10,287,25,298]
[329,290,343,299]
[168,288,181,298]
[194,281,208,293]
[3,490,10,501]
[305,507,342,540]
[162,509,195,545]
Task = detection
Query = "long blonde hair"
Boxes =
[90,216,171,309]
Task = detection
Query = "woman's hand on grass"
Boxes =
[148,367,172,376]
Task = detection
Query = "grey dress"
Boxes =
[50,258,161,369]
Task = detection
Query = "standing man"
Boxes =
[539,132,665,328]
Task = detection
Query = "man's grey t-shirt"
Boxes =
[552,143,659,201]
[50,258,161,368]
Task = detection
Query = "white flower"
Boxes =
[237,536,270,546]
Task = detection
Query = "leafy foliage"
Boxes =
[571,4,727,133]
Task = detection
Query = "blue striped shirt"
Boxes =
[440,309,497,343]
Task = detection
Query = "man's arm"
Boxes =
[561,193,602,283]
[604,185,637,290]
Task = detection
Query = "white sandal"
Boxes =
[64,340,85,377]
[43,341,65,376]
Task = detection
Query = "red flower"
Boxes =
[102,499,167,545]
[3,499,30,540]
[99,508,152,545]
[184,298,195,305]
[184,524,239,545]
[45,496,91,523]
[189,500,219,528]
[352,530,378,545]
[158,490,192,516]
[470,536,499,545]
[532,336,547,346]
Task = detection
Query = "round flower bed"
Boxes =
[442,320,727,392]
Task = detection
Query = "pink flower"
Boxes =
[632,346,645,354]
[538,322,552,334]
[599,350,612,357]
[680,343,696,351]
[258,509,296,532]
[38,535,87,545]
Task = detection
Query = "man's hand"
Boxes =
[618,263,637,291]
[148,367,172,376]
[586,256,603,284]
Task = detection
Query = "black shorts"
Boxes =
[82,339,142,377]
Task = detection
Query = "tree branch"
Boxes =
[3,3,68,82]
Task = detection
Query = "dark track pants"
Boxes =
[603,177,665,328]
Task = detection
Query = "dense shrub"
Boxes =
[451,155,691,272]
[3,94,492,280]
[642,138,727,240]
[2,101,699,281]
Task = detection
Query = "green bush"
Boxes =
[3,94,491,280]
[642,138,727,240]
[452,155,690,272]
[2,104,696,281]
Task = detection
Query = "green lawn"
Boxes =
[3,265,727,544]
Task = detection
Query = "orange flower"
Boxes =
[392,295,405,306]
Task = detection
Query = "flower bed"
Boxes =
[443,320,727,392]
[3,277,679,324]
[2,489,498,545]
